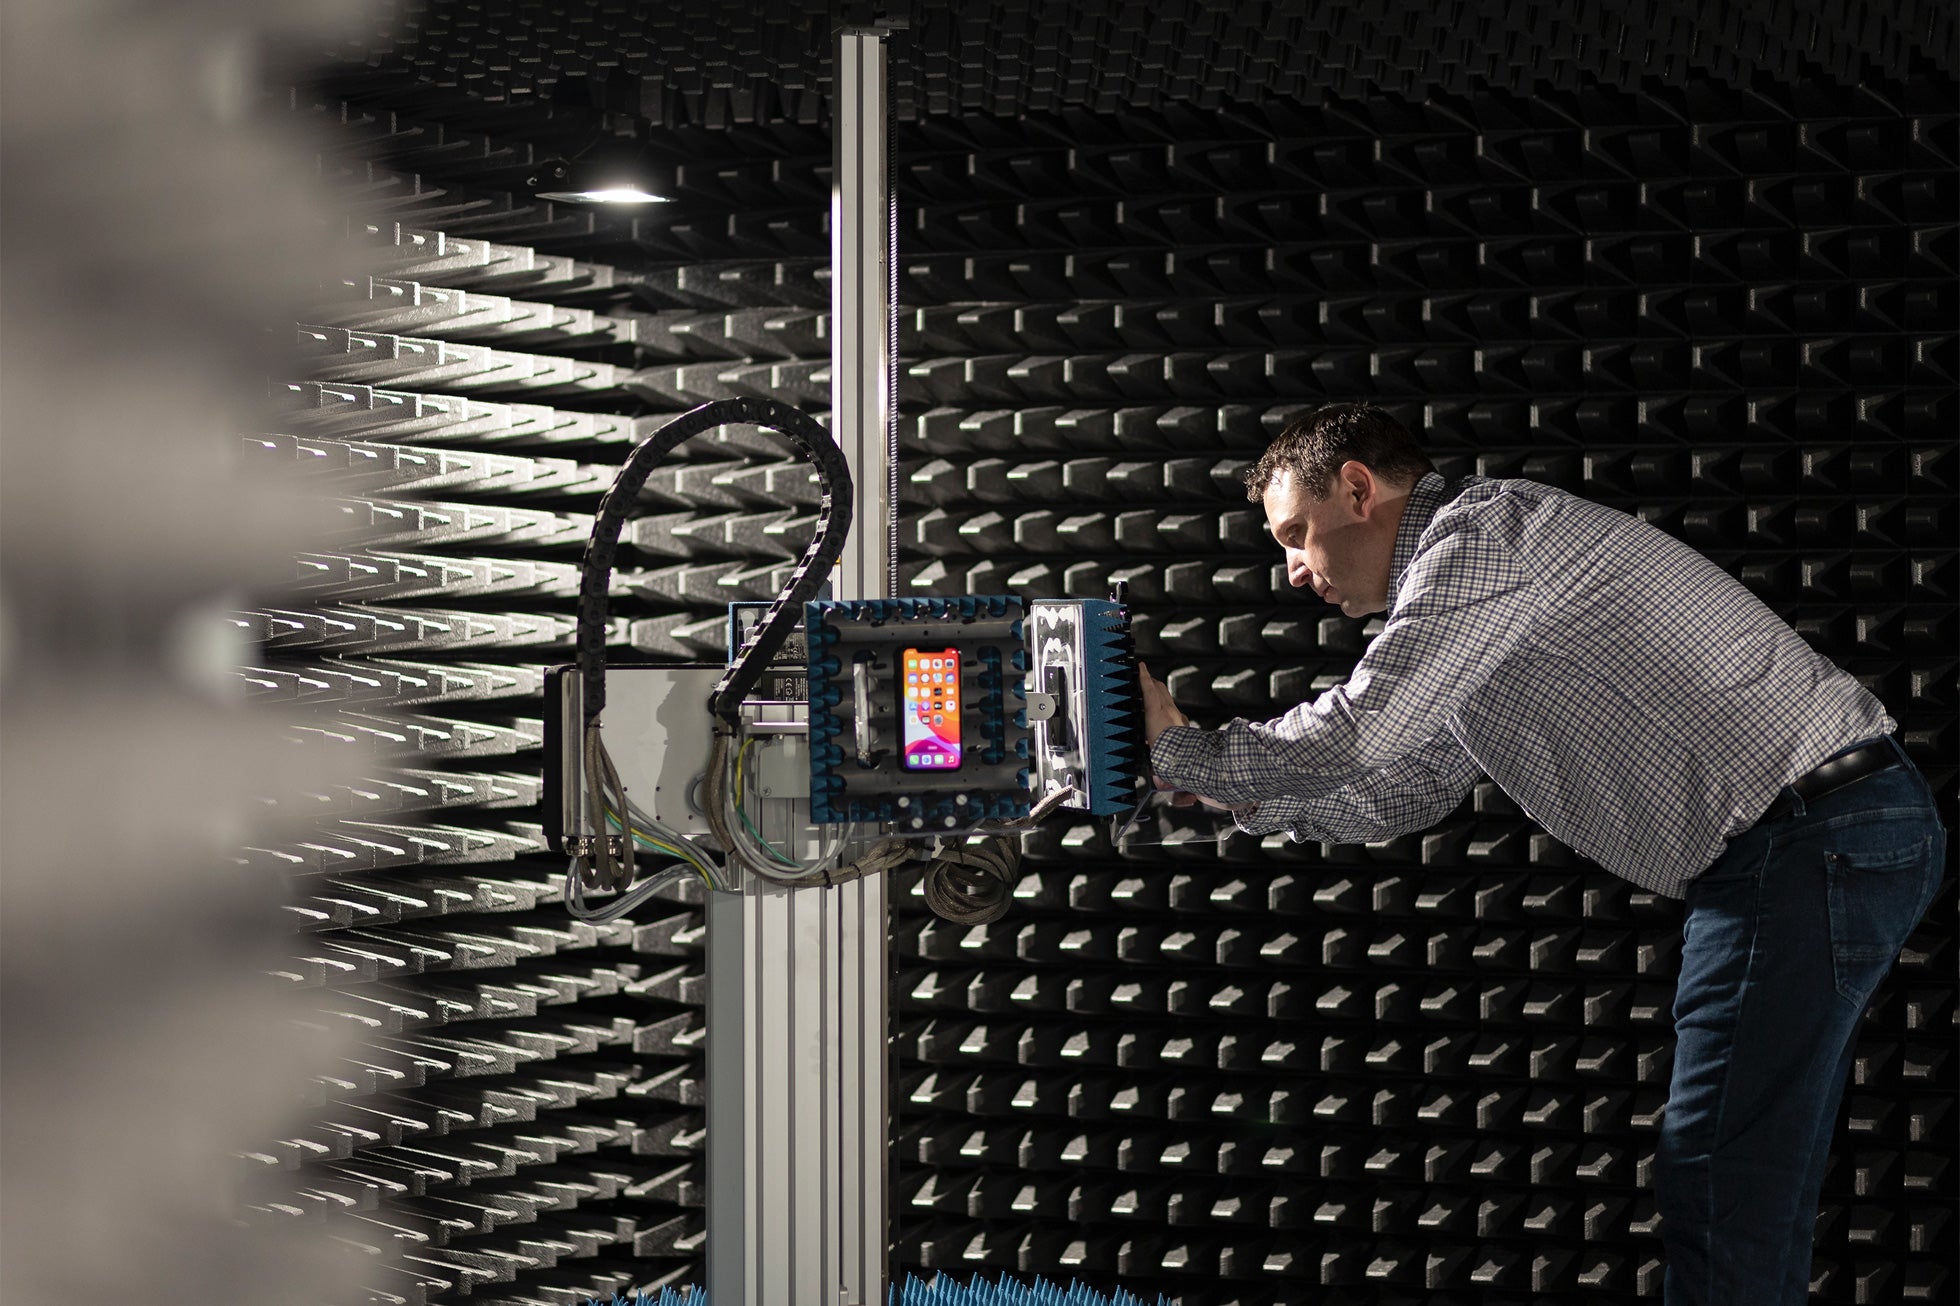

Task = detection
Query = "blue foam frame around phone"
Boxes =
[805,595,1030,824]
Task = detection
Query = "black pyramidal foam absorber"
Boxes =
[873,68,1956,1306]
[277,33,1959,1305]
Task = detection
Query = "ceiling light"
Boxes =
[527,155,670,205]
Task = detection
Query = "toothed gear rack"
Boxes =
[804,595,1140,826]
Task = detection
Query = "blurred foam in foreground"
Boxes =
[0,2,377,1303]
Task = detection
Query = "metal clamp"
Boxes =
[852,658,875,758]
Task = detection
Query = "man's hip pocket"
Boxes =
[1826,828,1942,1005]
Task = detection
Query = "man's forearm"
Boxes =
[1149,717,1362,805]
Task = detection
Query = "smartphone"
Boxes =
[899,647,962,771]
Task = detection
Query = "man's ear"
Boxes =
[1339,460,1374,516]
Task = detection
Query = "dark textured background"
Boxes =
[255,4,1957,1301]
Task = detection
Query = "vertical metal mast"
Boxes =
[705,26,893,1306]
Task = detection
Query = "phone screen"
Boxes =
[899,647,962,771]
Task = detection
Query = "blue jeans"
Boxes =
[1657,738,1947,1305]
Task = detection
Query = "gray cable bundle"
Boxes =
[919,835,1023,924]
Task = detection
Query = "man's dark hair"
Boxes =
[1243,402,1435,502]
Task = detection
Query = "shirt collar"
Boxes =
[1385,472,1450,612]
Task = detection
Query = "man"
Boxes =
[1138,402,1946,1306]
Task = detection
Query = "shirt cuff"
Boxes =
[1232,794,1310,838]
[1148,723,1220,793]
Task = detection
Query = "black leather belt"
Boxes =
[1761,738,1903,823]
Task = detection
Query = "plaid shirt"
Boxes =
[1151,473,1895,896]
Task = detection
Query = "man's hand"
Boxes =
[1161,784,1246,814]
[1137,660,1191,746]
[1138,661,1244,813]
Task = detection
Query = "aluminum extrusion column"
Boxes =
[706,27,893,1306]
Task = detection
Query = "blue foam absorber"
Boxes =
[588,1292,699,1306]
[588,1275,1169,1306]
[1077,599,1140,815]
[803,595,1031,824]
[889,1274,1170,1305]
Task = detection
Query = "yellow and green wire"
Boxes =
[590,734,799,887]
[600,804,721,889]
[733,737,799,867]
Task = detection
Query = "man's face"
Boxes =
[1262,464,1397,616]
